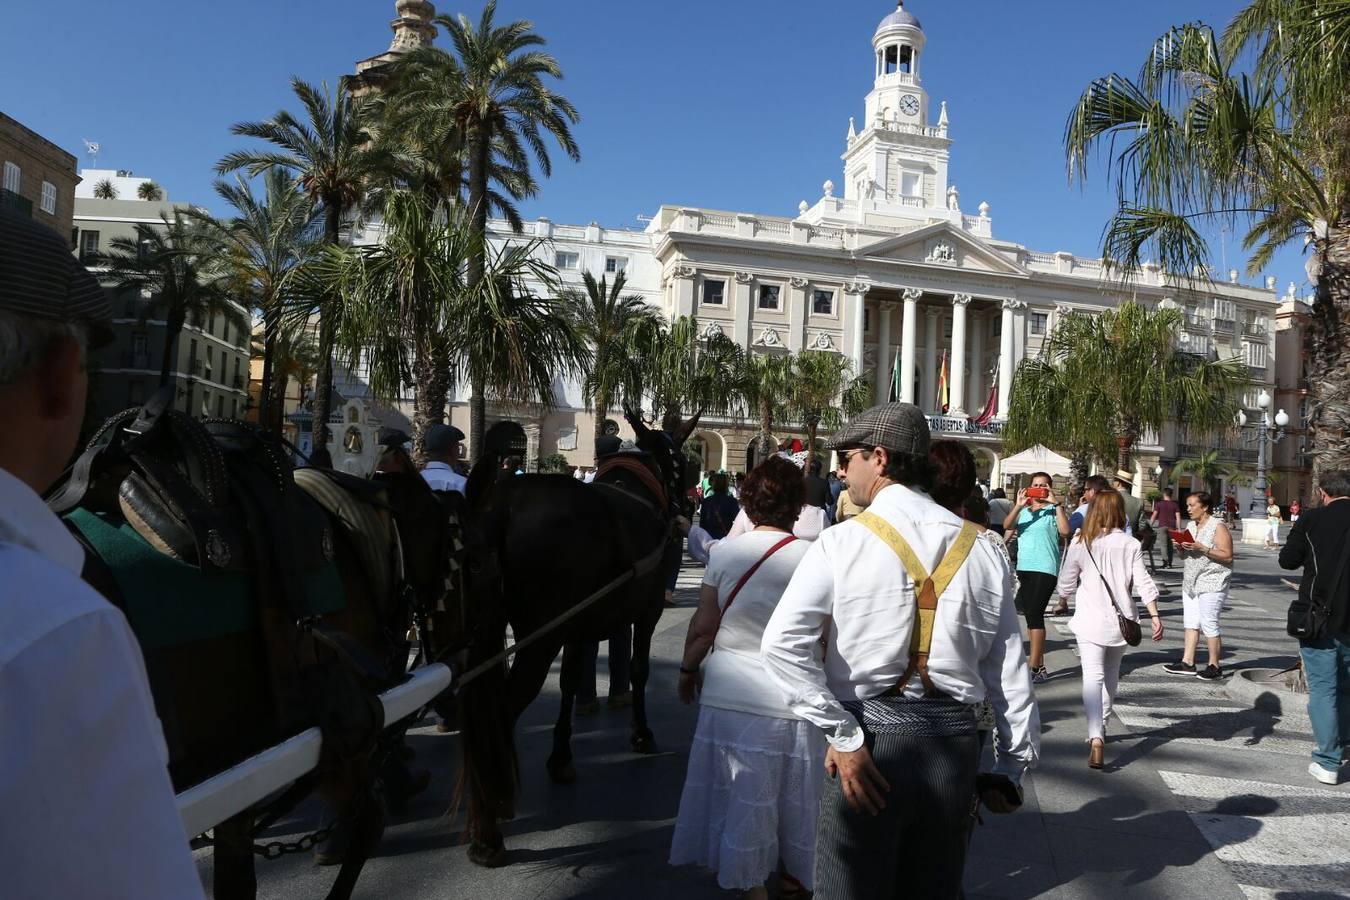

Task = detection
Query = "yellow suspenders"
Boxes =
[853,512,979,697]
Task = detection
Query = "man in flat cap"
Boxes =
[421,423,466,494]
[761,402,1039,899]
[0,211,203,896]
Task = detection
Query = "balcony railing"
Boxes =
[1242,324,1268,338]
[1,189,32,217]
[1212,318,1235,334]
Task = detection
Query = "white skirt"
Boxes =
[669,704,825,890]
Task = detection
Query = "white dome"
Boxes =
[877,3,921,31]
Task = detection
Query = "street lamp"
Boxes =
[1246,389,1288,511]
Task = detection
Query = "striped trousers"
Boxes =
[814,698,979,900]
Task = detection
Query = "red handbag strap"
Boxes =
[718,534,797,627]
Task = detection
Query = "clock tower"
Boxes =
[841,2,953,223]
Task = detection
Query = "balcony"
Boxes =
[232,374,245,390]
[122,350,153,370]
[1242,323,1268,338]
[1,189,32,217]
[1212,318,1235,334]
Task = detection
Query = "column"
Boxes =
[789,277,809,350]
[899,288,921,404]
[922,307,940,413]
[875,301,894,401]
[672,265,696,317]
[846,281,869,375]
[734,272,754,349]
[997,299,1019,416]
[968,311,985,414]
[949,294,971,417]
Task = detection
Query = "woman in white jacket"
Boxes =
[1056,490,1164,769]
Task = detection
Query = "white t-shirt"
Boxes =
[699,531,812,719]
[0,468,204,899]
[421,461,466,494]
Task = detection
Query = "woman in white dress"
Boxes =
[670,455,822,899]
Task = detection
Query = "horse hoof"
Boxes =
[468,839,508,868]
[546,759,576,785]
[631,732,657,755]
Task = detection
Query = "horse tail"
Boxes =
[451,496,516,855]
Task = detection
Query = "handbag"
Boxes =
[1085,543,1142,646]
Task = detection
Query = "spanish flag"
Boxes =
[936,349,950,413]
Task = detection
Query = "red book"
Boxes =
[1168,529,1191,545]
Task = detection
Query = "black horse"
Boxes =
[456,409,693,867]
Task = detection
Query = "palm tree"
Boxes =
[93,179,118,200]
[1174,449,1240,496]
[271,325,321,420]
[790,351,872,462]
[1006,301,1248,473]
[740,351,794,462]
[629,316,745,435]
[136,181,164,202]
[218,76,390,458]
[567,270,660,452]
[1005,345,1113,491]
[201,171,320,433]
[1064,12,1350,482]
[429,1,580,455]
[100,211,241,388]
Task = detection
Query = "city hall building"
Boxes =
[356,2,1281,495]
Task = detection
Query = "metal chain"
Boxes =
[251,818,343,860]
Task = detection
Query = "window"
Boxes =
[701,279,725,306]
[216,394,225,417]
[79,230,100,260]
[812,289,834,315]
[233,356,241,385]
[992,316,1001,337]
[206,345,214,377]
[758,284,780,310]
[188,338,199,373]
[1030,312,1048,335]
[131,333,149,368]
[40,181,56,215]
[2,161,19,193]
[555,251,579,270]
[1245,341,1268,368]
[901,173,921,197]
[1212,297,1236,322]
[223,319,230,345]
[605,256,628,274]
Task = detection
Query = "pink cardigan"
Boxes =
[1055,530,1159,647]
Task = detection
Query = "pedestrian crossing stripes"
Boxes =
[1157,771,1350,898]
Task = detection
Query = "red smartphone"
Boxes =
[1026,486,1049,500]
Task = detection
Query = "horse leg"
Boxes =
[548,642,584,784]
[629,601,661,755]
[213,812,258,900]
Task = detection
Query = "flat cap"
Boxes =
[424,423,464,453]
[378,427,411,448]
[0,209,111,342]
[825,402,930,457]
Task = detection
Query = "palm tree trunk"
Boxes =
[1307,217,1350,486]
[311,204,343,461]
[758,399,774,463]
[465,123,492,463]
[270,363,287,435]
[160,310,186,388]
[593,389,611,450]
[258,307,278,431]
[412,347,450,463]
[1115,435,1133,474]
[1069,450,1091,494]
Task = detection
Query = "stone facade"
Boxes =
[0,112,79,239]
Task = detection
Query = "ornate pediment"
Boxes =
[857,222,1026,276]
[753,326,784,348]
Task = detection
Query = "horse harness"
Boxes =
[853,512,980,699]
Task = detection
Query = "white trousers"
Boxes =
[1077,641,1126,742]
[1264,521,1280,543]
[1182,590,1225,638]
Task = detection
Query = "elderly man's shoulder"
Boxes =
[0,542,119,664]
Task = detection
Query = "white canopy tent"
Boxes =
[999,444,1074,479]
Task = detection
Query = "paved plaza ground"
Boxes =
[196,540,1349,898]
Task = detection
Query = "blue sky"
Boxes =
[2,0,1309,293]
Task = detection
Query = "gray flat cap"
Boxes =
[825,402,930,457]
[0,209,111,344]
[424,423,464,453]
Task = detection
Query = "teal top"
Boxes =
[1015,505,1062,576]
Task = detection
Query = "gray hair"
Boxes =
[0,309,88,386]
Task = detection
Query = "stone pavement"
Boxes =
[199,547,1348,898]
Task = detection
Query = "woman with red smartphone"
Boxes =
[1004,472,1071,682]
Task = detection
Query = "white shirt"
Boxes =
[1057,530,1159,647]
[699,532,812,719]
[760,483,1040,781]
[0,468,204,899]
[421,460,466,494]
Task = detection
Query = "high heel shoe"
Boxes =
[1088,739,1104,770]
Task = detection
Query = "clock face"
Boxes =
[900,95,920,116]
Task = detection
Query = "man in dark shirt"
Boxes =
[804,457,832,513]
[697,472,740,539]
[1150,488,1183,568]
[1279,471,1350,785]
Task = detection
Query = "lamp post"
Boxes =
[1247,390,1289,511]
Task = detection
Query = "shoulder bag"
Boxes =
[1085,542,1142,646]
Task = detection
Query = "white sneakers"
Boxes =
[1308,762,1341,786]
